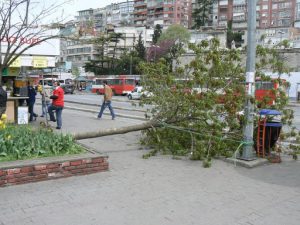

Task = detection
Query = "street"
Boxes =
[0,93,299,225]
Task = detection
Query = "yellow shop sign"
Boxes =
[33,56,47,68]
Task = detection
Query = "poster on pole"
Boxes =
[17,107,28,124]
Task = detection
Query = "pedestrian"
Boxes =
[48,81,64,129]
[26,82,38,122]
[0,85,7,118]
[40,85,52,117]
[97,80,115,120]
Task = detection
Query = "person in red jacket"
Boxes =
[48,81,64,129]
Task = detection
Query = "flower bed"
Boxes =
[0,115,109,187]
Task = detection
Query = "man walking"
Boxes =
[97,80,115,120]
[48,81,64,129]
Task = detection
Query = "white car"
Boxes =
[127,86,152,100]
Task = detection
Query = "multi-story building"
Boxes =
[94,7,107,33]
[214,0,297,30]
[133,0,192,28]
[295,0,300,27]
[191,0,218,28]
[106,1,134,27]
[61,1,135,70]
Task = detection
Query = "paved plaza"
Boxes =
[0,107,299,225]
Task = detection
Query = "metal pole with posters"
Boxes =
[240,0,257,160]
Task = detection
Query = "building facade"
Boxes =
[133,0,192,28]
[211,0,298,30]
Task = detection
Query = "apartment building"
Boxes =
[133,0,192,28]
[295,0,300,27]
[215,0,297,30]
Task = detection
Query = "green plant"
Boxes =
[0,125,84,161]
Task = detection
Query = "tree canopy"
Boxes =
[152,24,162,44]
[158,24,191,44]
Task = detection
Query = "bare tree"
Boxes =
[0,0,71,84]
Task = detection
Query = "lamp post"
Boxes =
[240,0,257,161]
[130,54,132,75]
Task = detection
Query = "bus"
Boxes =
[91,77,137,95]
[173,77,288,106]
[255,78,288,106]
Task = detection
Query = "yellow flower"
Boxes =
[1,114,7,120]
[0,120,3,125]
[6,135,11,140]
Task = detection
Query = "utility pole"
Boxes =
[240,0,257,160]
[130,54,132,75]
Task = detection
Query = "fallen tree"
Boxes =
[73,120,158,140]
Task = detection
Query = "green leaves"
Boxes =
[139,37,293,166]
[0,125,84,162]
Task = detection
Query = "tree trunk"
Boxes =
[73,120,159,140]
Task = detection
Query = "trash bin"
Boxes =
[257,109,282,157]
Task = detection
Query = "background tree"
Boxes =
[226,20,244,49]
[152,24,162,44]
[158,24,191,44]
[83,36,111,75]
[0,0,71,84]
[135,33,146,60]
[192,0,216,29]
[108,32,123,71]
[147,24,190,70]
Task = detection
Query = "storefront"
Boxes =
[1,29,60,123]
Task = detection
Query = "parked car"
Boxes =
[61,84,75,94]
[127,86,152,100]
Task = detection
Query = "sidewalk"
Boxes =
[0,108,299,225]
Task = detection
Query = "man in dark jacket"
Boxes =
[0,85,7,118]
[26,82,38,122]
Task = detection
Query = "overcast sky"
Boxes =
[63,0,121,19]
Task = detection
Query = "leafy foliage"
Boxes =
[139,38,293,166]
[84,32,146,75]
[0,125,84,162]
[158,24,191,44]
[152,24,162,44]
[227,20,244,48]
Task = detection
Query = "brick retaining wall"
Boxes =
[0,153,108,187]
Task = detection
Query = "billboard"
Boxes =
[0,28,60,56]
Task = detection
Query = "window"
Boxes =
[256,82,273,90]
[125,79,135,85]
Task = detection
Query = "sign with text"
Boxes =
[0,28,60,56]
[17,107,28,124]
[33,56,48,68]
